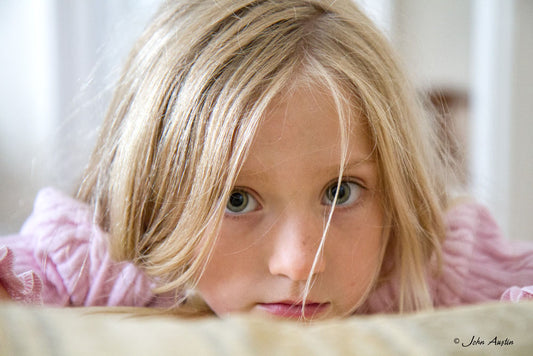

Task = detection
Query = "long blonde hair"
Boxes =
[78,0,450,313]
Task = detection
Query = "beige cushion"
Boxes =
[0,301,531,355]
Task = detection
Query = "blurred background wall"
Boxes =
[1,0,532,241]
[0,0,161,233]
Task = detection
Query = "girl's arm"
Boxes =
[0,245,42,304]
[0,188,158,307]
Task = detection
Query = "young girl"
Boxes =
[1,0,532,319]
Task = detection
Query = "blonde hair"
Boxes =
[78,0,450,313]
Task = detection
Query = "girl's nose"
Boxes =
[267,214,326,281]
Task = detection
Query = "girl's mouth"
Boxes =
[256,301,330,319]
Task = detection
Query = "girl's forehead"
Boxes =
[258,87,340,140]
[240,85,372,177]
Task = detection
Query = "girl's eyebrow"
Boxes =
[323,157,376,177]
[325,156,376,171]
[238,157,376,179]
[344,157,376,169]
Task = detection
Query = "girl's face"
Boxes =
[196,85,384,320]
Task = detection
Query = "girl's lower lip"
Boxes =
[257,302,330,319]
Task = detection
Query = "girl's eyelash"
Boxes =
[324,177,366,192]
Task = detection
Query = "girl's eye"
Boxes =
[322,181,362,206]
[226,189,258,214]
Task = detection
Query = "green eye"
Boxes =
[323,181,361,206]
[226,189,258,214]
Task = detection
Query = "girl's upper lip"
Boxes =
[272,300,326,306]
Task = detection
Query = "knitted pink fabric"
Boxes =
[1,188,532,310]
[0,188,159,306]
[362,202,533,312]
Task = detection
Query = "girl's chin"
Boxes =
[253,302,332,320]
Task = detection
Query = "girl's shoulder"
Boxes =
[362,201,533,313]
[22,187,93,229]
[444,199,501,238]
[18,187,101,252]
[434,201,533,306]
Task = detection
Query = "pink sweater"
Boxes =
[1,188,532,310]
